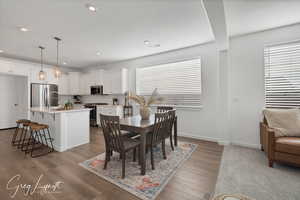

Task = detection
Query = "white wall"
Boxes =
[229,23,300,148]
[90,42,221,141]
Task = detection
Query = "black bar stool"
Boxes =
[11,119,31,147]
[25,123,54,157]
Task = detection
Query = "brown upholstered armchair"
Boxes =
[260,117,300,167]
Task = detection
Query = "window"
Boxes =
[264,41,300,108]
[136,58,201,106]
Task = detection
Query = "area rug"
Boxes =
[79,141,197,200]
[214,145,300,200]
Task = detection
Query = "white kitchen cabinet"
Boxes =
[103,68,128,94]
[96,105,123,126]
[0,60,12,74]
[68,72,81,95]
[103,70,112,94]
[80,72,91,95]
[93,69,104,85]
[58,73,70,95]
[0,60,30,76]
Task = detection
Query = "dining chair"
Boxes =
[157,106,173,113]
[100,114,141,179]
[148,112,169,170]
[166,110,176,151]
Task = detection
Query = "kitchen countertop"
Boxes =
[30,107,92,114]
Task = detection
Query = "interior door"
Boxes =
[0,75,18,128]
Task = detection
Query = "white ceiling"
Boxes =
[0,0,214,68]
[1,0,300,68]
[224,0,300,36]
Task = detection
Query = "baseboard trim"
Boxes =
[231,141,261,149]
[178,132,220,143]
[0,127,16,131]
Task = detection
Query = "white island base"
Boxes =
[30,108,90,152]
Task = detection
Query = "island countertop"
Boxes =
[30,107,92,114]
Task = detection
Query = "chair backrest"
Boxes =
[100,114,124,152]
[151,112,169,144]
[157,106,173,113]
[166,110,176,135]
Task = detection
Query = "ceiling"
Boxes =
[1,0,300,68]
[0,0,214,68]
[224,0,300,36]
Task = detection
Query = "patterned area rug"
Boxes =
[79,141,197,200]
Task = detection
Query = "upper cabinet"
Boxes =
[58,73,70,95]
[0,60,31,77]
[103,68,128,94]
[68,72,81,95]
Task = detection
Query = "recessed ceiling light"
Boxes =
[96,51,101,56]
[144,40,150,45]
[19,27,29,32]
[63,62,67,65]
[0,50,4,53]
[86,4,97,12]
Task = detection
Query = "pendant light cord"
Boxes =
[39,46,44,71]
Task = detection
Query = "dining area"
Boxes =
[80,106,196,200]
[102,106,178,178]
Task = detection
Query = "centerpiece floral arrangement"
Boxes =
[129,88,164,120]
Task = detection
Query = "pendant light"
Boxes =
[38,46,46,80]
[53,37,62,79]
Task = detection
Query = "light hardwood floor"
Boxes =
[0,127,223,200]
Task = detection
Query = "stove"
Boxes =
[84,103,109,126]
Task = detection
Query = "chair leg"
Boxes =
[133,148,136,162]
[11,125,20,146]
[269,159,274,168]
[122,152,126,179]
[162,140,167,159]
[170,134,174,151]
[104,150,110,170]
[45,128,54,152]
[17,127,26,149]
[150,146,155,170]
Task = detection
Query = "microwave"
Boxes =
[91,85,103,95]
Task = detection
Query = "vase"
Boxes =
[140,106,151,120]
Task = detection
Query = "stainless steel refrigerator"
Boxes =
[31,83,58,107]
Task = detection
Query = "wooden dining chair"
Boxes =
[100,114,141,179]
[166,110,176,151]
[148,112,169,170]
[157,106,173,113]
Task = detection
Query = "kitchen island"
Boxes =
[30,107,91,152]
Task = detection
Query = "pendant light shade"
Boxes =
[54,37,62,79]
[38,46,46,81]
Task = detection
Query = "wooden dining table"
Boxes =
[119,114,177,175]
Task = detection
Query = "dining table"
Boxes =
[119,114,177,175]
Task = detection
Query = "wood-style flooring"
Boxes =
[0,127,223,200]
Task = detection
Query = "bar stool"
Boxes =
[25,123,54,158]
[19,121,38,151]
[11,119,31,147]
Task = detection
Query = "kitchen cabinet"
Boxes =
[0,60,30,76]
[92,69,104,85]
[96,105,123,126]
[80,72,91,95]
[58,73,70,95]
[68,72,81,95]
[103,70,112,94]
[103,68,128,94]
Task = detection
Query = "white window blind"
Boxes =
[264,41,300,108]
[136,58,201,106]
